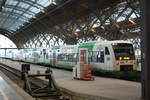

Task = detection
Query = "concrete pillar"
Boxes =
[141,0,150,99]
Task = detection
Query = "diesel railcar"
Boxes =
[9,40,138,71]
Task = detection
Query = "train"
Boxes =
[3,40,139,72]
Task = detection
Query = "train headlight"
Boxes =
[126,57,130,60]
[124,57,130,60]
[119,57,122,60]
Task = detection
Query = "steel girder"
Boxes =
[9,0,120,48]
[0,0,140,49]
[55,0,140,41]
[23,33,64,48]
[22,0,141,49]
[0,0,55,48]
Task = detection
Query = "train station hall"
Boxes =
[0,0,149,100]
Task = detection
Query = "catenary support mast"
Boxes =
[141,0,150,99]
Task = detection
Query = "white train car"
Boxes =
[53,40,138,71]
[88,40,137,71]
[8,40,138,71]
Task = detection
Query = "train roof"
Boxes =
[94,40,132,45]
[108,40,132,44]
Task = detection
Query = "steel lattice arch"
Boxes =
[0,0,140,50]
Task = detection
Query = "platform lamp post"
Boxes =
[141,0,150,99]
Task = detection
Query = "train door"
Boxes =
[79,49,88,63]
[104,47,112,70]
[52,51,56,66]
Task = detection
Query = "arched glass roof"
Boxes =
[0,0,53,32]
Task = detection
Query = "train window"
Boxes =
[94,51,105,63]
[100,51,104,63]
[73,54,75,62]
[97,51,101,62]
[92,51,97,62]
[88,51,93,62]
[70,54,74,62]
[65,55,68,61]
[63,54,67,61]
[105,47,110,55]
[46,53,48,59]
[76,53,79,62]
[58,54,63,61]
[43,49,46,52]
[68,55,71,62]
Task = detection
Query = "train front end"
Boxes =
[112,42,137,71]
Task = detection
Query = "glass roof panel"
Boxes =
[0,17,24,22]
[130,13,137,19]
[18,2,30,9]
[31,0,36,2]
[23,13,32,19]
[37,0,52,7]
[6,0,18,6]
[0,0,54,31]
[3,8,12,12]
[29,6,41,14]
[14,10,23,14]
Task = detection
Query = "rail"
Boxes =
[0,63,70,100]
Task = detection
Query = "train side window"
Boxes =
[97,51,101,62]
[43,49,46,55]
[100,51,104,63]
[76,53,79,62]
[46,53,48,59]
[72,54,76,62]
[68,54,73,62]
[92,51,97,62]
[105,47,110,55]
[88,51,92,62]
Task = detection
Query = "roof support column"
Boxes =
[141,0,150,99]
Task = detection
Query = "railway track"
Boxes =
[0,63,70,100]
[0,58,141,82]
[0,63,21,77]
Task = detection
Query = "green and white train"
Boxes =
[10,40,138,71]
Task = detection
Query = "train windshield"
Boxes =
[112,43,135,60]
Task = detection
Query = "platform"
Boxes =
[0,70,34,100]
[0,58,141,100]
